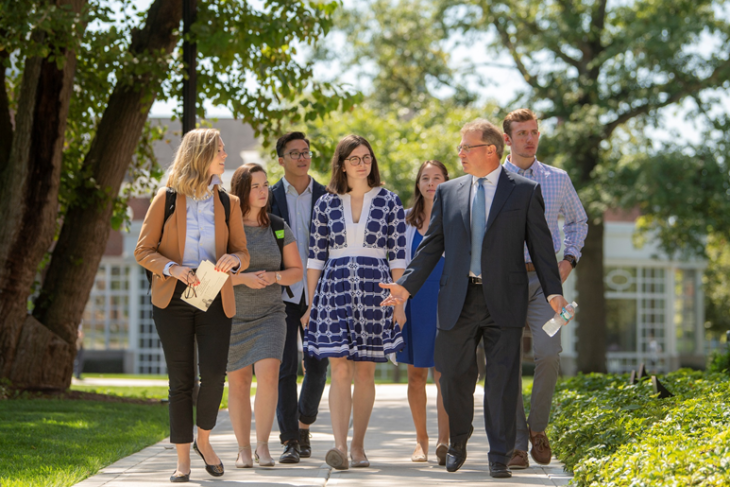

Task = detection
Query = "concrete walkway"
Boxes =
[74,383,571,487]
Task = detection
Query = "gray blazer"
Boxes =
[398,169,563,330]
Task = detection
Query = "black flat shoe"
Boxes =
[193,440,224,477]
[169,470,190,483]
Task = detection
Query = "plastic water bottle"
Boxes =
[543,301,578,337]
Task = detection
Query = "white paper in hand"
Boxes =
[181,260,230,312]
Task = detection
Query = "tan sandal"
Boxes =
[254,443,275,467]
[325,448,349,470]
[435,443,448,466]
[350,453,370,468]
[411,445,428,463]
[236,445,252,468]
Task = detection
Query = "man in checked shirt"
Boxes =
[501,109,588,470]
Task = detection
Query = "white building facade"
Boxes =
[83,215,708,376]
[558,219,706,376]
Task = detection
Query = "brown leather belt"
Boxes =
[525,263,536,272]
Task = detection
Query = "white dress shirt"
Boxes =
[282,176,313,305]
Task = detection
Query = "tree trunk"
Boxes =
[29,0,182,389]
[0,0,85,387]
[575,219,607,373]
[7,315,75,389]
[0,46,13,169]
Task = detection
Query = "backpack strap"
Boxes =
[269,214,294,298]
[218,189,231,226]
[163,187,177,224]
[145,188,177,289]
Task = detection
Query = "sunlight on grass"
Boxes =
[0,399,169,487]
[70,383,258,408]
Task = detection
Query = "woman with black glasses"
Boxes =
[135,128,250,483]
[302,135,407,470]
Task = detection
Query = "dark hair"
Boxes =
[230,163,270,227]
[276,132,310,157]
[327,135,381,194]
[503,108,538,137]
[406,160,449,229]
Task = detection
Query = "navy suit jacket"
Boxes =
[269,177,328,228]
[398,169,563,330]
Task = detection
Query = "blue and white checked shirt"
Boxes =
[503,157,588,263]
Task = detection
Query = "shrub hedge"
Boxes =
[546,369,730,486]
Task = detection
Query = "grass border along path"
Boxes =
[0,391,169,487]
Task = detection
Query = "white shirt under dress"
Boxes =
[304,187,407,362]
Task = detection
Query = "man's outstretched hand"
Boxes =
[379,282,409,306]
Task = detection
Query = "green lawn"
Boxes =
[78,373,169,380]
[0,397,169,487]
[70,383,261,408]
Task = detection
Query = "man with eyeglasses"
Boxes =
[501,108,587,470]
[381,119,568,478]
[270,132,329,464]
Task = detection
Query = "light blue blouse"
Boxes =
[163,176,226,274]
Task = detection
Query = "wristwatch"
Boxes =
[563,255,578,269]
[276,272,282,282]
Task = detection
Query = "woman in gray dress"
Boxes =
[228,163,303,468]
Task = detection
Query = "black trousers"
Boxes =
[153,281,232,444]
[276,296,329,443]
[435,282,523,465]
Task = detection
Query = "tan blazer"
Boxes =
[135,186,250,318]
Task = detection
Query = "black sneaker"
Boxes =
[279,440,300,464]
[298,429,312,458]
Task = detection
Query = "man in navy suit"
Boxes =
[381,119,569,478]
[270,132,329,464]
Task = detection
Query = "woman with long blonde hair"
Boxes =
[135,128,250,483]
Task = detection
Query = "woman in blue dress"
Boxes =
[303,135,407,470]
[395,160,450,465]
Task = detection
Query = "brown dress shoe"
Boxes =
[529,431,552,465]
[507,450,529,469]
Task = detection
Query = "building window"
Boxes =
[606,298,638,352]
[675,269,697,354]
[604,266,667,373]
[83,264,130,350]
[136,270,167,374]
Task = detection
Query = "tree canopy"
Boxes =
[0,0,357,389]
[435,0,730,371]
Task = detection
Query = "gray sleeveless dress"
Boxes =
[227,222,295,372]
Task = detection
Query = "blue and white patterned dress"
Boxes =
[304,187,407,362]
